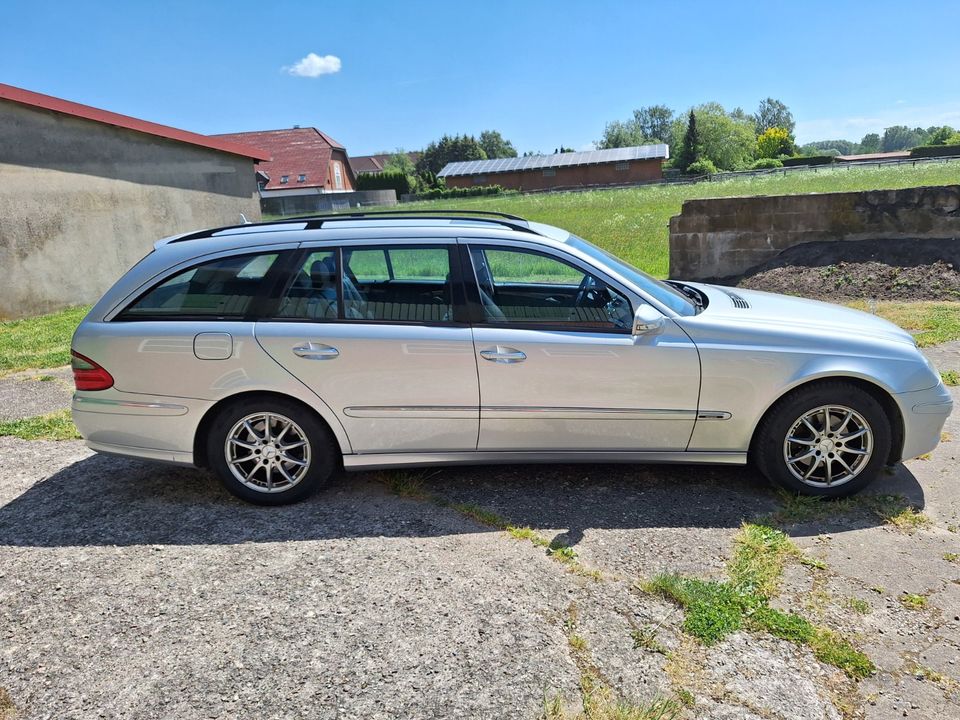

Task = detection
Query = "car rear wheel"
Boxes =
[207,397,337,505]
[754,381,891,497]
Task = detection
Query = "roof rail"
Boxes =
[168,209,536,244]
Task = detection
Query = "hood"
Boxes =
[690,284,916,347]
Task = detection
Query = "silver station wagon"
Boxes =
[72,211,953,505]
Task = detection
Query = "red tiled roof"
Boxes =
[0,82,271,161]
[214,128,346,190]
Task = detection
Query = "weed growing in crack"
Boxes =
[767,491,930,534]
[642,524,875,679]
[899,593,928,610]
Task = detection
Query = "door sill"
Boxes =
[342,450,746,470]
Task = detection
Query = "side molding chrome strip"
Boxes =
[697,411,732,420]
[482,406,697,420]
[343,406,477,419]
[73,396,188,417]
[343,450,747,470]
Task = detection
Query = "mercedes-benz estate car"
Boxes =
[71,211,953,505]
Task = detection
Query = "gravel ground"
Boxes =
[0,368,73,422]
[0,383,958,718]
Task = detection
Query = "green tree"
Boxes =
[881,125,922,151]
[800,139,857,156]
[857,133,881,154]
[672,103,756,170]
[416,134,487,175]
[675,110,702,172]
[633,105,674,142]
[597,119,646,149]
[478,130,518,159]
[756,127,796,158]
[924,125,957,146]
[382,149,416,175]
[753,98,795,135]
[554,146,575,153]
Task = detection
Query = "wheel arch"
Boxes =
[747,375,905,466]
[193,390,350,469]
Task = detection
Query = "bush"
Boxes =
[412,184,513,201]
[750,157,783,170]
[910,143,960,158]
[355,170,412,196]
[781,155,834,167]
[756,127,796,159]
[686,158,718,175]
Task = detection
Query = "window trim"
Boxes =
[462,242,634,335]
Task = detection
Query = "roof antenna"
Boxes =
[239,213,250,224]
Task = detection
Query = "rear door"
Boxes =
[255,240,481,453]
[464,242,701,451]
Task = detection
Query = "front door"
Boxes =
[465,243,700,451]
[256,242,479,453]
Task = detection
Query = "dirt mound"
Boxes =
[735,237,960,301]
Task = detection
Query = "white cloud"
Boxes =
[285,53,341,78]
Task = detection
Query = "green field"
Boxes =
[385,162,960,279]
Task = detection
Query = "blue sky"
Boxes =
[2,1,958,155]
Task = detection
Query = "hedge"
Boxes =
[356,170,412,196]
[781,155,835,167]
[413,185,511,201]
[910,144,960,158]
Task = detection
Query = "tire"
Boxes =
[753,381,891,498]
[207,396,337,505]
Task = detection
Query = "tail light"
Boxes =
[71,350,114,391]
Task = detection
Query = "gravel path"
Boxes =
[0,368,73,422]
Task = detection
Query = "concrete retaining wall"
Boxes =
[669,185,960,280]
[261,190,397,217]
[0,100,262,319]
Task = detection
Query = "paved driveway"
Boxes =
[1,388,958,719]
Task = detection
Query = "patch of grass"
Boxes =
[0,305,89,376]
[904,660,957,693]
[845,597,872,615]
[899,593,928,610]
[674,688,694,709]
[769,491,931,534]
[847,300,960,347]
[380,470,434,500]
[449,502,510,529]
[36,374,56,382]
[644,524,875,679]
[507,525,551,547]
[942,370,960,386]
[944,552,959,564]
[0,410,80,440]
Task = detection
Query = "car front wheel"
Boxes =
[754,381,892,497]
[207,397,337,505]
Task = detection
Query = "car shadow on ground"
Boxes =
[0,452,925,548]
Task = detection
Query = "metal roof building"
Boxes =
[437,144,669,192]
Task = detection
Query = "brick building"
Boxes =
[438,145,668,192]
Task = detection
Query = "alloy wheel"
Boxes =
[224,412,312,493]
[782,405,874,488]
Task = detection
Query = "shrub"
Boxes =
[686,158,718,175]
[756,127,796,159]
[750,157,783,170]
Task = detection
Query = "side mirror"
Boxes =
[632,304,664,336]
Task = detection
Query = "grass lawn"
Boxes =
[0,410,80,441]
[356,162,960,279]
[0,306,90,376]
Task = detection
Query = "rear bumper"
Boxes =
[72,390,210,466]
[895,382,954,460]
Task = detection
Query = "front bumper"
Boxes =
[894,381,954,460]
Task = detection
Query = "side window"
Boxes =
[469,246,632,330]
[345,246,453,322]
[121,252,279,318]
[275,250,338,320]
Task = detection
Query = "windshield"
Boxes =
[563,234,698,316]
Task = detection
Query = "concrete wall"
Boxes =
[261,189,397,217]
[669,185,960,280]
[0,100,262,319]
[444,158,663,191]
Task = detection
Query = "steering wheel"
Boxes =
[573,274,603,308]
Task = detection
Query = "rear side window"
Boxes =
[276,245,454,323]
[121,252,279,318]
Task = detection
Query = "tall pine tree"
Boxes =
[676,111,702,172]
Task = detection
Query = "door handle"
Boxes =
[479,346,526,364]
[292,342,339,360]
